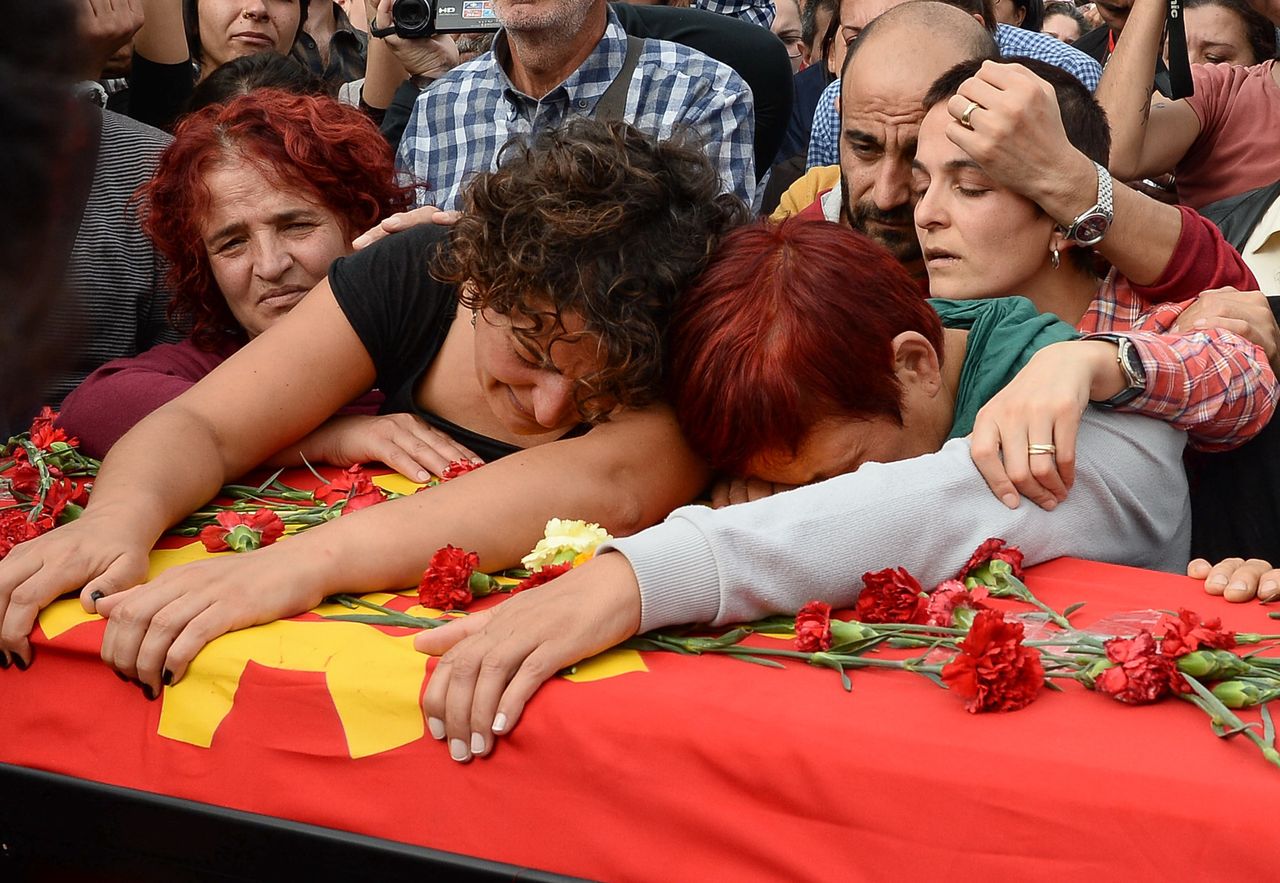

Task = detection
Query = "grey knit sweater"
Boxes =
[603,408,1191,632]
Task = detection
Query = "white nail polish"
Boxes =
[449,738,470,762]
[470,732,486,754]
[492,712,508,734]
[428,717,445,740]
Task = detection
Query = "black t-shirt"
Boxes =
[328,224,524,462]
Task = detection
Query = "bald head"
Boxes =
[844,2,998,84]
[836,1,998,273]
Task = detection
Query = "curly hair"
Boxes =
[137,88,413,350]
[434,119,749,422]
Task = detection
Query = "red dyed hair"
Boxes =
[137,88,413,350]
[667,217,942,476]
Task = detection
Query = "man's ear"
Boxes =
[890,330,943,397]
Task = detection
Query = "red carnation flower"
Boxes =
[854,567,925,624]
[1157,608,1237,658]
[941,609,1044,713]
[314,465,385,513]
[1096,631,1180,705]
[418,545,481,610]
[794,600,834,652]
[958,538,1026,582]
[4,462,41,497]
[41,476,85,521]
[0,508,52,559]
[440,459,482,481]
[513,561,573,593]
[28,407,77,450]
[926,580,990,628]
[198,509,286,553]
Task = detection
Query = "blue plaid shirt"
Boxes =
[694,0,776,29]
[396,10,756,209]
[805,24,1103,168]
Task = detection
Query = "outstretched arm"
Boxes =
[416,408,1190,761]
[94,402,706,692]
[0,281,375,664]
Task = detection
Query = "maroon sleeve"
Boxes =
[58,340,228,459]
[1130,205,1259,304]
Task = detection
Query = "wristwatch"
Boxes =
[1090,334,1146,408]
[1062,161,1114,246]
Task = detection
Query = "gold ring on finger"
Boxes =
[959,100,981,130]
[1027,443,1057,456]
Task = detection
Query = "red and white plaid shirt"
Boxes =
[1077,208,1278,452]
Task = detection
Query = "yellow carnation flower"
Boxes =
[521,518,612,571]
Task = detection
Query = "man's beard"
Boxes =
[499,0,595,34]
[840,173,922,265]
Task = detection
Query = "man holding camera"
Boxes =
[390,0,757,211]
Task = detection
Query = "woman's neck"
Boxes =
[1007,261,1099,327]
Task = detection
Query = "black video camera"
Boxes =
[372,0,501,39]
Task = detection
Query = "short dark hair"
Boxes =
[802,0,839,48]
[436,120,749,423]
[188,53,325,113]
[1010,0,1044,31]
[923,57,1110,166]
[1043,1,1087,36]
[1185,0,1277,63]
[183,0,310,66]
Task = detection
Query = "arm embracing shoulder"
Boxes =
[604,409,1191,631]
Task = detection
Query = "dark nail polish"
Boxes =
[162,669,173,686]
[115,671,129,683]
[12,654,28,671]
[90,590,105,605]
[0,653,10,670]
[142,684,155,701]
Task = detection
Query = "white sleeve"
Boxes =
[602,409,1191,631]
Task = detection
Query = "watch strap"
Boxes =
[1064,161,1114,245]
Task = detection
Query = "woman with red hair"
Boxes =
[61,87,411,461]
[0,118,744,692]
[410,218,1192,763]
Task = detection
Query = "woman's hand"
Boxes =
[415,552,643,762]
[709,476,797,508]
[971,340,1127,511]
[1189,557,1280,602]
[1173,288,1280,374]
[0,512,153,667]
[94,541,332,693]
[352,206,460,250]
[286,413,482,481]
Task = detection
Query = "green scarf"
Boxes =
[928,297,1081,439]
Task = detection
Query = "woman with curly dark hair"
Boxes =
[0,118,748,688]
[60,87,408,458]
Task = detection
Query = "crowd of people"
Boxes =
[5,0,1280,764]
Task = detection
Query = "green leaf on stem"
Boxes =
[1062,602,1087,617]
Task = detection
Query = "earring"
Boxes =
[470,310,478,327]
[1050,246,1060,270]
